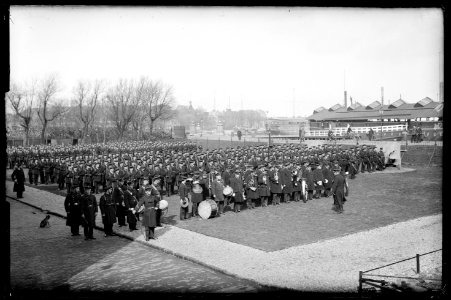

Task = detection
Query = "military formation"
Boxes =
[8,140,387,223]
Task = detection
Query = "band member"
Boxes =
[280,162,293,203]
[179,176,190,220]
[124,181,138,231]
[32,160,40,185]
[331,166,347,213]
[313,163,325,199]
[269,165,282,205]
[191,179,203,217]
[244,170,258,209]
[304,163,315,201]
[99,185,116,236]
[229,169,245,212]
[11,163,26,199]
[211,173,225,216]
[135,184,159,241]
[64,186,83,236]
[257,166,271,207]
[291,167,302,202]
[80,188,98,240]
[151,175,163,227]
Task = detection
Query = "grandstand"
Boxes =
[306,97,443,141]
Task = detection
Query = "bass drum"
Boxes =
[301,179,308,201]
[198,199,218,219]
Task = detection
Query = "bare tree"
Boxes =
[139,77,175,134]
[6,81,36,145]
[106,79,139,140]
[36,75,68,143]
[74,80,103,140]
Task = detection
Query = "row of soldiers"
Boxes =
[6,140,198,169]
[9,142,386,197]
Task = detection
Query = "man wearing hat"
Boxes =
[151,175,164,227]
[268,165,282,205]
[229,169,245,212]
[331,166,347,213]
[211,172,226,216]
[112,180,127,227]
[64,186,83,237]
[99,185,116,236]
[312,162,325,199]
[304,163,315,201]
[80,187,98,240]
[280,162,293,203]
[124,180,138,231]
[135,182,159,240]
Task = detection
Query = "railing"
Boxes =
[358,249,442,296]
[305,124,407,137]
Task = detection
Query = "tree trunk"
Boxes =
[24,127,30,146]
[41,122,47,144]
[149,119,154,136]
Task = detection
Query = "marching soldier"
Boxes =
[312,162,325,199]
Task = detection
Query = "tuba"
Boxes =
[274,171,279,183]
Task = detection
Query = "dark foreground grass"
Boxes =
[9,167,442,252]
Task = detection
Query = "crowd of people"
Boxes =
[410,125,423,143]
[8,139,388,240]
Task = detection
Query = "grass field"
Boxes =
[8,166,441,252]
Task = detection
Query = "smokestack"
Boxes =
[344,91,347,108]
[350,97,353,106]
[440,82,444,102]
[381,87,384,106]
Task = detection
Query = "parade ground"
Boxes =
[6,165,442,294]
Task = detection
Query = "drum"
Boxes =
[198,200,218,219]
[159,199,169,210]
[223,186,233,196]
[301,179,307,201]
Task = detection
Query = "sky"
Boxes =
[10,6,443,117]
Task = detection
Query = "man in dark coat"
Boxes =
[80,188,98,240]
[331,166,347,213]
[280,163,293,203]
[135,184,159,240]
[322,164,334,197]
[32,160,40,185]
[123,181,138,231]
[229,170,245,212]
[99,185,116,236]
[64,186,83,236]
[112,180,126,227]
[11,163,26,198]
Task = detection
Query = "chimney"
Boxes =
[350,96,353,106]
[381,87,384,106]
[344,91,347,108]
[440,82,444,102]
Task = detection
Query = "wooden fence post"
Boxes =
[416,254,420,273]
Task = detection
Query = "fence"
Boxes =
[358,249,442,296]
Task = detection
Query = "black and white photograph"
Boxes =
[4,5,444,298]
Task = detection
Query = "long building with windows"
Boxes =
[306,97,443,140]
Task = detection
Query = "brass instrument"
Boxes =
[274,171,279,183]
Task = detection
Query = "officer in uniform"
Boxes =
[80,188,98,240]
[99,185,116,236]
[135,182,160,240]
[64,186,83,236]
[123,180,138,231]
